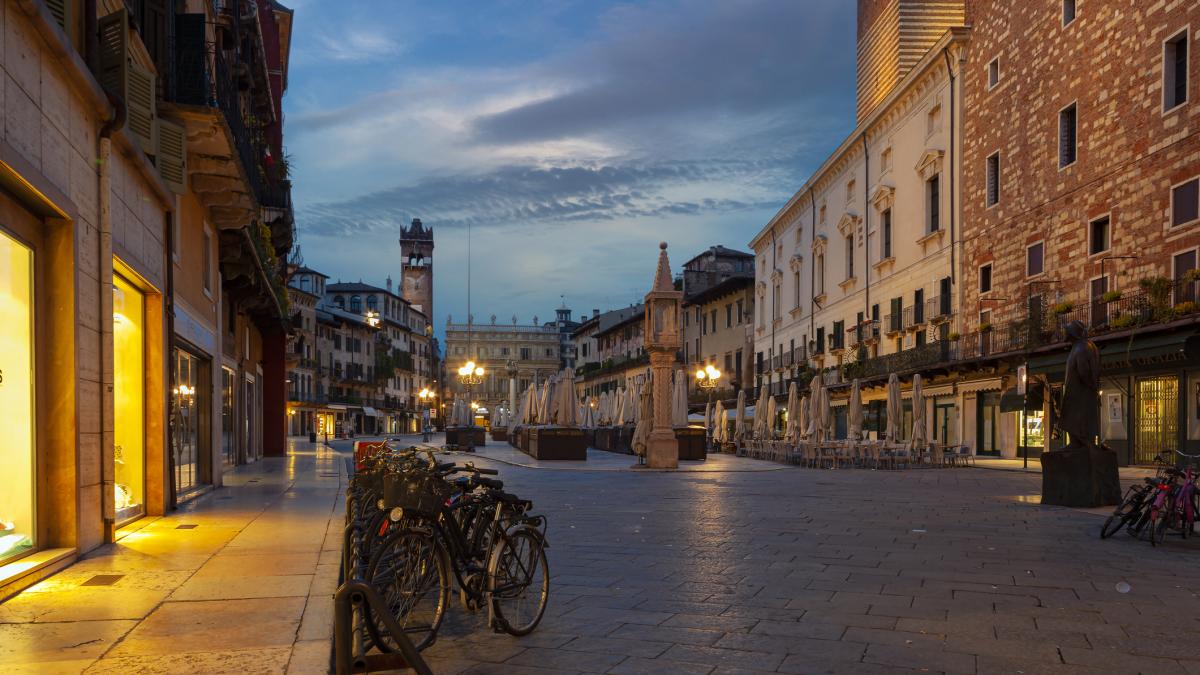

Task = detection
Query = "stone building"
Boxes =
[749,7,966,438]
[956,0,1200,464]
[0,0,294,597]
[575,305,650,399]
[444,315,561,414]
[682,275,754,401]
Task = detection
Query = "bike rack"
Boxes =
[331,580,433,675]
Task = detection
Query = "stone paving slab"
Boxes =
[347,432,1200,674]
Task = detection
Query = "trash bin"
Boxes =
[309,431,317,443]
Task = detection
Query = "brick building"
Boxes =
[958,0,1200,463]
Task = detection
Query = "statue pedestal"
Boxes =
[646,428,679,469]
[1041,446,1121,507]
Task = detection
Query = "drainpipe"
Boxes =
[861,133,870,337]
[99,91,126,538]
[942,48,958,311]
[165,212,176,510]
[809,191,816,353]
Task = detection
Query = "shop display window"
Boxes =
[0,231,35,562]
[113,274,146,523]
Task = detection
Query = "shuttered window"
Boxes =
[155,119,187,193]
[1173,179,1200,228]
[1027,242,1045,277]
[98,9,156,154]
[979,264,992,293]
[1059,103,1077,168]
[1165,30,1189,111]
[986,152,1000,207]
[927,175,940,232]
[881,208,893,258]
[845,234,854,280]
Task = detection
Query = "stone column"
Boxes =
[646,350,679,468]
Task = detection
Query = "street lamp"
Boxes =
[695,364,721,448]
[457,360,485,451]
[418,388,435,441]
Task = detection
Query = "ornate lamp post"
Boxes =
[695,364,721,448]
[418,387,435,442]
[457,360,484,451]
[644,242,683,468]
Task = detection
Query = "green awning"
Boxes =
[1099,332,1196,369]
[1029,331,1197,374]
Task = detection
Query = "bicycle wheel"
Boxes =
[489,528,549,636]
[365,526,449,652]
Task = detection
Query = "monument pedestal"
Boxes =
[1041,445,1121,507]
[646,428,679,469]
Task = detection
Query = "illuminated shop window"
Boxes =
[113,274,146,523]
[0,230,35,562]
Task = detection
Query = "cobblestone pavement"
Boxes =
[385,437,1200,675]
[0,439,343,674]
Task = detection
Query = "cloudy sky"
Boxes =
[284,0,856,336]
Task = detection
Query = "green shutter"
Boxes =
[155,118,187,193]
[126,62,157,153]
[97,9,128,96]
[44,0,68,31]
[98,9,156,155]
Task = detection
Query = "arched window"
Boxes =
[367,295,378,312]
[350,295,362,313]
[334,296,345,309]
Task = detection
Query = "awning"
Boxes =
[999,384,1044,413]
[363,406,379,417]
[327,404,348,411]
[1099,332,1196,369]
[1031,331,1197,374]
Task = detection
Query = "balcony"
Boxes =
[884,313,902,335]
[902,305,923,330]
[926,295,952,323]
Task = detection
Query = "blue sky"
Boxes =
[283,0,857,336]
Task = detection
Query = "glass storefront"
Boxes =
[1136,376,1179,465]
[0,230,35,563]
[221,366,236,466]
[113,274,146,524]
[1017,410,1045,456]
[173,348,211,495]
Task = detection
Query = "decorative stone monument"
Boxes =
[643,242,682,469]
[1041,320,1121,507]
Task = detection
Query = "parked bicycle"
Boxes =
[341,439,550,655]
[1100,452,1199,545]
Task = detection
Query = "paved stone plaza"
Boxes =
[4,436,1200,674]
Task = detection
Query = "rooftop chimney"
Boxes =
[593,309,600,318]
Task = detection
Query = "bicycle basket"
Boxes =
[382,472,453,516]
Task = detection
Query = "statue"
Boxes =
[1058,320,1099,450]
[1041,319,1119,507]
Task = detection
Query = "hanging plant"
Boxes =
[979,322,993,333]
[1100,290,1122,303]
[947,331,961,341]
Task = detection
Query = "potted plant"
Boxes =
[1173,301,1198,316]
[1101,289,1122,303]
[1110,314,1134,329]
[947,331,961,341]
[1139,276,1174,321]
[1050,301,1075,316]
[1184,268,1200,283]
[979,322,993,333]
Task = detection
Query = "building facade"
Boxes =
[957,0,1200,464]
[575,305,650,399]
[683,276,754,401]
[749,15,966,438]
[444,316,561,414]
[1,0,293,598]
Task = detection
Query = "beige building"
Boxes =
[680,246,755,400]
[444,316,561,414]
[575,305,650,399]
[750,23,966,412]
[0,0,294,598]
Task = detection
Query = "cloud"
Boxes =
[284,0,858,328]
[311,27,405,63]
